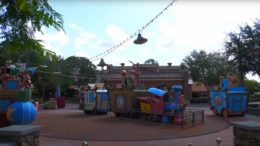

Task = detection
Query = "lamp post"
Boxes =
[97,59,107,84]
[97,58,107,72]
[37,64,48,100]
[72,67,80,88]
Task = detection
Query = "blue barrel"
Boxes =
[6,101,37,125]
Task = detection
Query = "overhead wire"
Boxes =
[89,0,175,62]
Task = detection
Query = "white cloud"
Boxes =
[147,1,260,65]
[106,24,128,43]
[88,24,133,62]
[154,20,176,53]
[39,1,260,68]
[73,32,96,49]
[69,23,132,60]
[89,40,114,50]
[246,73,260,82]
[155,38,174,53]
[105,24,131,52]
[170,1,260,45]
[68,23,96,50]
[74,51,90,58]
[138,47,151,58]
[90,1,259,66]
[35,30,69,56]
[158,20,174,38]
[68,23,85,32]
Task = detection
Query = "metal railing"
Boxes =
[115,108,204,128]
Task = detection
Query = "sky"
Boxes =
[35,0,260,81]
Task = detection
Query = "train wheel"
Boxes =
[161,115,170,124]
[240,112,245,116]
[152,115,159,122]
[222,109,229,118]
[212,108,217,115]
[144,114,150,120]
[115,113,120,117]
[84,110,89,115]
[134,112,141,119]
[141,114,148,120]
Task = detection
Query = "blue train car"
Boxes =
[210,79,248,117]
[82,84,109,115]
[95,89,109,113]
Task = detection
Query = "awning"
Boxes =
[147,87,167,96]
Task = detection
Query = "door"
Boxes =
[96,90,108,113]
[84,91,95,111]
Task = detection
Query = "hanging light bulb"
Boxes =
[134,33,148,45]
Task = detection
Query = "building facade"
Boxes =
[100,63,192,100]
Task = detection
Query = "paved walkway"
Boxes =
[35,103,260,146]
[39,127,233,146]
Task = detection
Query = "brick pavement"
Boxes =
[39,127,233,146]
[36,103,260,146]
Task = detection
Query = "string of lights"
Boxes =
[89,0,175,62]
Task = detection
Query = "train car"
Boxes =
[210,78,248,118]
[109,88,136,117]
[81,83,109,115]
[95,88,109,113]
[109,85,189,125]
[104,68,204,127]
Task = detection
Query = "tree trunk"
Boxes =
[239,72,245,86]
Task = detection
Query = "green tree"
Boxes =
[61,56,97,85]
[182,50,237,87]
[0,0,63,63]
[252,20,260,76]
[244,79,260,96]
[144,58,159,65]
[31,54,65,97]
[224,19,260,85]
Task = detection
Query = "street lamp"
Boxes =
[97,58,107,71]
[37,65,48,99]
[133,33,148,45]
[72,67,80,88]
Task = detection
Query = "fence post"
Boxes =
[192,111,195,127]
[202,110,204,124]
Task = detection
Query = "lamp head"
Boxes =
[134,33,148,45]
